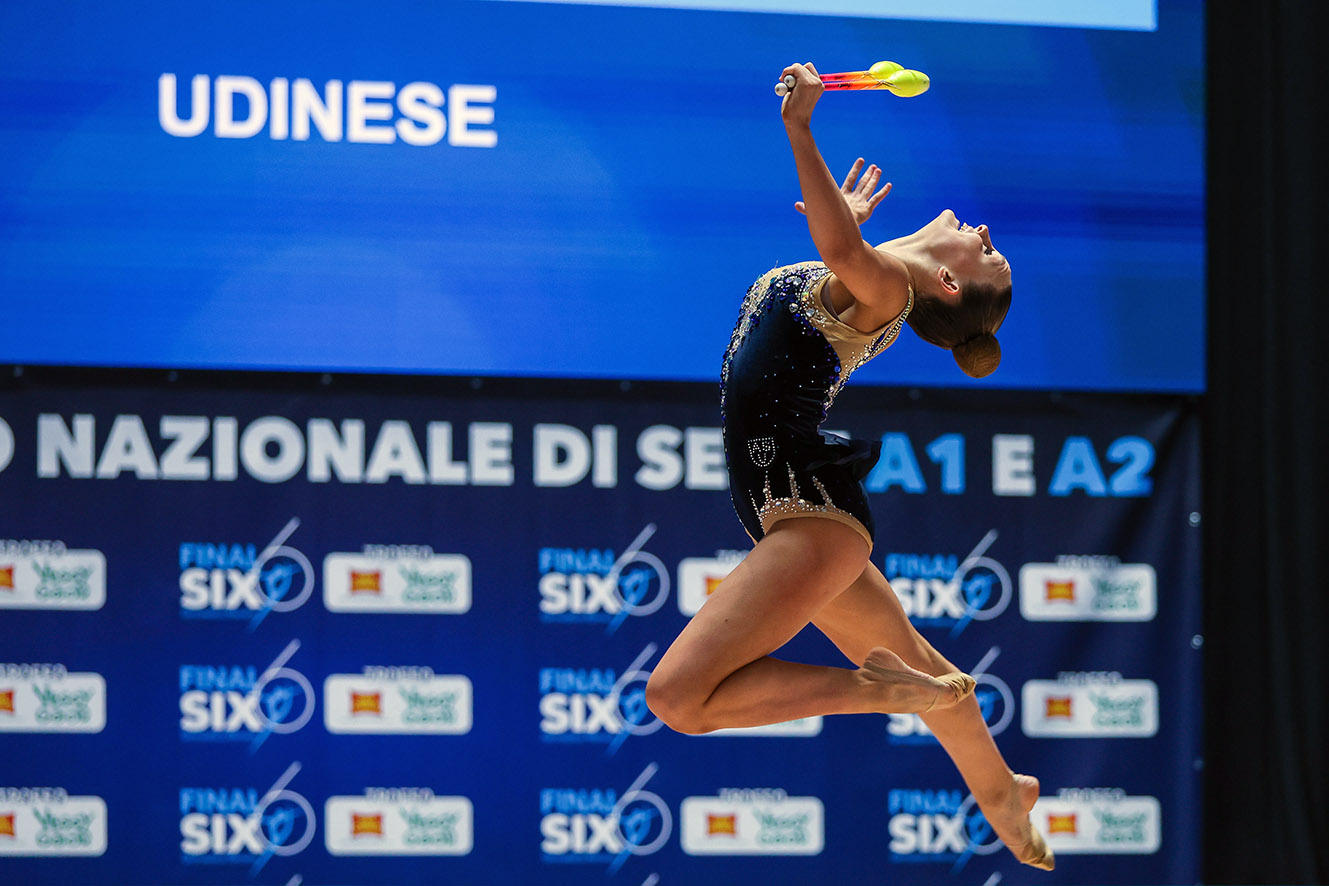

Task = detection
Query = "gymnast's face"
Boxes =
[930,209,1012,292]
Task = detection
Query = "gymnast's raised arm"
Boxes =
[779,62,911,321]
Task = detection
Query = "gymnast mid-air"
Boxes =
[645,61,1051,870]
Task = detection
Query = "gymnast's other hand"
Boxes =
[780,62,824,127]
[796,157,892,226]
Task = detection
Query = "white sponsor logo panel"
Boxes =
[681,794,824,855]
[1033,794,1161,854]
[1020,562,1156,621]
[324,674,473,734]
[0,671,106,733]
[1022,678,1158,737]
[324,552,471,613]
[325,794,474,856]
[0,549,105,610]
[0,791,107,856]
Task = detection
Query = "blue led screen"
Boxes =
[0,0,1203,390]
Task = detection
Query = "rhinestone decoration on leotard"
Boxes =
[753,462,862,528]
[721,265,813,397]
[794,280,913,410]
[721,262,912,414]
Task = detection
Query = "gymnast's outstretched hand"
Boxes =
[796,157,892,226]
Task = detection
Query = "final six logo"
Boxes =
[178,518,313,626]
[539,645,661,752]
[179,763,315,872]
[884,530,1012,635]
[887,788,1005,870]
[538,524,669,631]
[540,763,672,873]
[178,641,315,749]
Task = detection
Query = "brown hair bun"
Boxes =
[952,333,1001,378]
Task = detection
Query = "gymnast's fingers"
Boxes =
[842,158,865,192]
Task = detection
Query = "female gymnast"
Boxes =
[644,62,1052,870]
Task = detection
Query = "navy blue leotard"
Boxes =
[721,261,912,549]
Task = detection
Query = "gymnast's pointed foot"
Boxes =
[935,671,976,707]
[857,647,975,713]
[981,772,1055,871]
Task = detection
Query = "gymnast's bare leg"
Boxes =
[812,561,1054,870]
[645,517,973,734]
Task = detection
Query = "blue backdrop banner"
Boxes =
[0,376,1202,885]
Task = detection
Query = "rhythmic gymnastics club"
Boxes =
[775,61,930,97]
